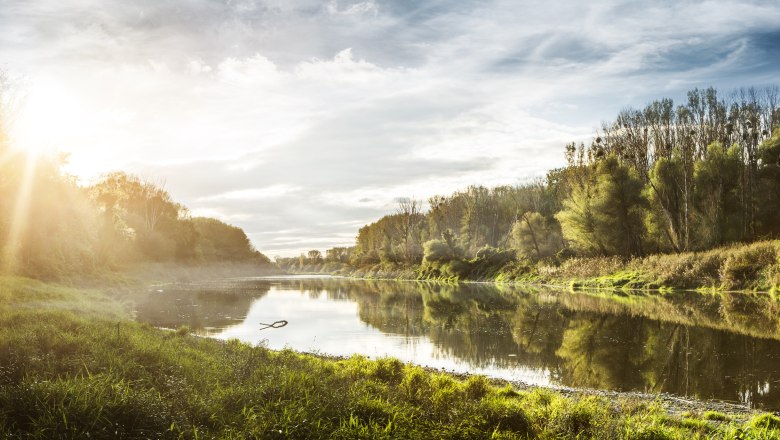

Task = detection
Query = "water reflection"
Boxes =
[136,277,780,410]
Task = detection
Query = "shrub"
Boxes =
[474,246,515,266]
[720,243,777,290]
[422,239,457,264]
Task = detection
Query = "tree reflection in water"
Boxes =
[136,277,780,410]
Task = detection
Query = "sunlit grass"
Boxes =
[0,276,778,439]
[325,240,780,296]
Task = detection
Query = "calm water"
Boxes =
[136,276,780,410]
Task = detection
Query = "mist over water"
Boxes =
[137,276,780,410]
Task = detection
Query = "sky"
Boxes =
[2,0,779,257]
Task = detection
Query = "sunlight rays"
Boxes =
[1,153,37,273]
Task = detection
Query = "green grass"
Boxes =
[0,276,777,439]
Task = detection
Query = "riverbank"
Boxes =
[2,276,779,438]
[293,240,780,295]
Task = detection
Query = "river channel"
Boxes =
[135,276,780,410]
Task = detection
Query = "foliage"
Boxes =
[510,211,563,260]
[557,156,647,256]
[755,129,780,237]
[0,75,269,279]
[0,162,270,279]
[192,217,270,264]
[691,143,745,248]
[304,85,780,289]
[645,156,688,253]
[422,239,459,264]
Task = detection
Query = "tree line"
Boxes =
[0,139,269,279]
[281,85,780,272]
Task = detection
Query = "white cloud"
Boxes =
[2,0,780,256]
[199,184,302,201]
[217,55,281,85]
[295,48,397,83]
[327,1,378,17]
[187,59,213,75]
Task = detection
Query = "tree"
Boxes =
[755,129,780,237]
[591,156,647,256]
[89,172,187,262]
[422,239,458,264]
[692,142,744,248]
[555,167,604,255]
[396,198,424,263]
[307,249,323,263]
[557,156,647,256]
[192,217,269,263]
[326,247,351,263]
[645,156,688,252]
[510,212,562,260]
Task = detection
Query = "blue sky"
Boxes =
[2,0,779,257]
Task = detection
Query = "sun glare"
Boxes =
[0,153,37,273]
[10,80,85,160]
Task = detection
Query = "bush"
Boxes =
[475,246,515,265]
[422,239,458,264]
[720,242,778,290]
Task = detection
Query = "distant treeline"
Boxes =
[280,85,780,276]
[0,152,270,279]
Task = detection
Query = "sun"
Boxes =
[8,79,85,160]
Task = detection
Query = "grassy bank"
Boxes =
[532,240,780,293]
[296,240,780,294]
[1,277,780,438]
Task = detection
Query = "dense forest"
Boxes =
[0,124,269,279]
[281,86,780,280]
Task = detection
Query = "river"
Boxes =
[135,275,780,410]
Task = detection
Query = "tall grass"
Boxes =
[327,240,780,294]
[526,240,780,293]
[0,276,777,439]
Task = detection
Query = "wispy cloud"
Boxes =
[2,0,780,256]
[199,184,301,202]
